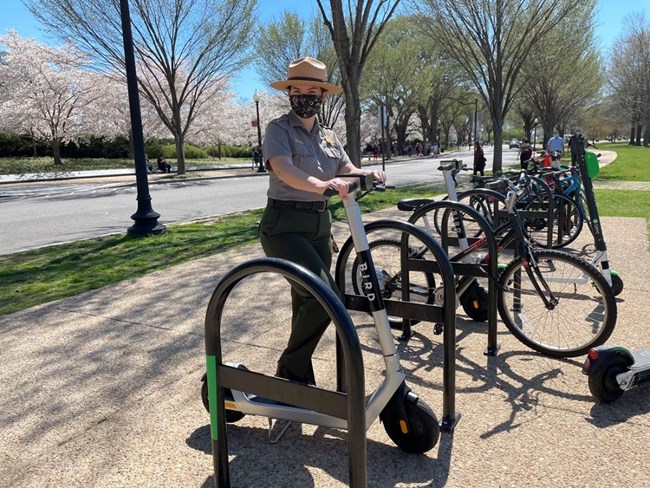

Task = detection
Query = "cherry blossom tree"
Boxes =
[0,31,104,165]
[87,73,169,155]
[189,90,288,151]
[25,0,256,174]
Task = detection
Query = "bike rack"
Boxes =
[408,201,500,356]
[205,257,367,487]
[334,220,460,431]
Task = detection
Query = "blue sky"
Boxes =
[2,0,649,101]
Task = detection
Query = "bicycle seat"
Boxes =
[397,198,434,212]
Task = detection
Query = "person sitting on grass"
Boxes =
[157,154,172,173]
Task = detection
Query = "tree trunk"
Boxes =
[52,138,63,165]
[174,132,186,174]
[636,124,643,146]
[492,124,504,174]
[342,78,361,166]
[394,119,409,155]
[630,124,635,144]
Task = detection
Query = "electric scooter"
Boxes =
[201,174,458,454]
[582,345,650,403]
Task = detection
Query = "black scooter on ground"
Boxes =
[582,345,650,403]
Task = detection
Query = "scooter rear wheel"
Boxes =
[610,273,624,296]
[588,354,629,403]
[460,280,488,322]
[381,398,440,453]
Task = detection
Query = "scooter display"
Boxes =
[582,344,650,403]
[202,175,459,486]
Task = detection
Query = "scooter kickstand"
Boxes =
[267,417,292,444]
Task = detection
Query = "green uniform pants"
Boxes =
[259,205,339,382]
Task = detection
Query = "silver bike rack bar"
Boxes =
[204,257,367,487]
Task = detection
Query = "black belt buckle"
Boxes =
[311,200,327,212]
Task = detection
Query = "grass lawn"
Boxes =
[596,142,650,181]
[0,156,249,175]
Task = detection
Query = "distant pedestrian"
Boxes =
[518,138,533,170]
[473,141,486,176]
[568,129,584,167]
[546,129,564,169]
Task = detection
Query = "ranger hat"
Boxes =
[270,56,343,94]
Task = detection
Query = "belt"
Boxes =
[267,198,328,212]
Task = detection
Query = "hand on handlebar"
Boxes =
[323,177,354,197]
[367,169,387,185]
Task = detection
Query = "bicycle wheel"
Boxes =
[446,189,508,238]
[497,249,616,358]
[522,193,583,248]
[351,239,436,329]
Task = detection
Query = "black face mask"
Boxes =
[290,94,323,119]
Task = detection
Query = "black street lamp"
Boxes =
[253,90,266,173]
[473,98,478,145]
[119,0,164,235]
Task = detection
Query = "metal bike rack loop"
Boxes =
[204,257,367,487]
[335,220,459,430]
[408,200,500,356]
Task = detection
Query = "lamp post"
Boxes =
[533,118,539,152]
[473,98,478,146]
[253,90,265,173]
[119,0,164,235]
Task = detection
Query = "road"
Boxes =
[0,146,518,255]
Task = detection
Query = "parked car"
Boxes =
[508,139,520,149]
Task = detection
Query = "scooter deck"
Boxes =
[631,348,650,371]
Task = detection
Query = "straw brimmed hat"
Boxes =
[270,57,343,94]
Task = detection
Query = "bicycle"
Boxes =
[353,164,617,358]
[431,162,584,250]
[526,152,623,296]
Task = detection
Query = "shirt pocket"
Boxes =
[322,145,341,159]
[292,144,320,173]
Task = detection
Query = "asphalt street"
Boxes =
[0,147,519,255]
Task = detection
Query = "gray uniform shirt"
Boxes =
[262,110,351,202]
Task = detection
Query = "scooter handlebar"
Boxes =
[324,182,359,197]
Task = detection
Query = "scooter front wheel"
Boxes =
[588,355,629,403]
[201,369,247,423]
[380,397,440,453]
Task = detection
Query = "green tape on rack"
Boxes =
[205,355,219,440]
